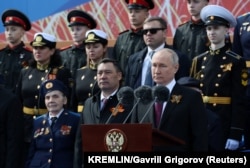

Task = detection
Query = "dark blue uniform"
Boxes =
[26,110,80,168]
[232,12,250,150]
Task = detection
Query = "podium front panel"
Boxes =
[81,123,152,152]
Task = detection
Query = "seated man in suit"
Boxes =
[131,48,208,151]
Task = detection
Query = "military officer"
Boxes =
[232,12,250,151]
[0,9,32,92]
[112,0,154,80]
[60,10,97,78]
[26,79,80,168]
[72,29,108,112]
[190,5,248,151]
[173,0,210,62]
[15,32,72,165]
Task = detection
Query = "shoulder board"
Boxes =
[58,66,64,69]
[79,66,87,70]
[24,66,30,69]
[178,20,188,27]
[225,50,241,59]
[239,12,250,18]
[196,51,209,58]
[60,45,73,51]
[23,46,32,52]
[119,30,129,35]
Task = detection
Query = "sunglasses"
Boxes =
[142,28,165,35]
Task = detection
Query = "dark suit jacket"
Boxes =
[125,44,191,89]
[74,89,134,168]
[0,86,23,168]
[26,110,80,168]
[131,83,208,151]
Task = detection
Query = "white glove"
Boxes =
[225,139,239,150]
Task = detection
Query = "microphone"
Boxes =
[139,85,170,123]
[122,85,153,124]
[134,85,153,104]
[152,85,170,103]
[105,86,134,124]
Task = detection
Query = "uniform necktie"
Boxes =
[50,117,57,129]
[154,102,163,127]
[144,51,155,86]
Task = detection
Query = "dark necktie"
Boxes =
[154,102,163,127]
[144,51,155,86]
[50,117,57,129]
[101,98,108,110]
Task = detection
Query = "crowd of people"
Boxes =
[0,0,250,168]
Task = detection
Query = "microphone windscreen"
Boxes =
[117,86,134,104]
[134,85,153,104]
[152,85,170,102]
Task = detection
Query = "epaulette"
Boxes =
[225,50,241,59]
[196,51,209,58]
[178,20,188,27]
[60,45,73,51]
[58,66,64,69]
[79,66,87,70]
[239,12,250,18]
[118,30,129,35]
[23,46,32,52]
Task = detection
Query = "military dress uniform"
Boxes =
[190,44,248,146]
[60,44,87,78]
[233,12,250,150]
[112,0,155,77]
[60,10,97,78]
[173,19,209,62]
[15,33,72,153]
[72,29,108,112]
[26,80,80,168]
[190,5,248,150]
[73,65,100,112]
[0,9,32,92]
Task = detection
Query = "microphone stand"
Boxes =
[139,97,157,124]
[122,98,141,124]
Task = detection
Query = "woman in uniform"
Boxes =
[72,29,108,112]
[15,32,72,163]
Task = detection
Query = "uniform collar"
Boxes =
[209,45,229,55]
[6,41,25,52]
[37,63,49,70]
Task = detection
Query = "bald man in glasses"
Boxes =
[125,16,191,89]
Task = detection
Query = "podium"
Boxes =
[81,123,185,152]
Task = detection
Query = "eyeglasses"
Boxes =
[142,28,165,35]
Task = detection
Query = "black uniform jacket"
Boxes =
[60,43,87,78]
[173,19,209,62]
[112,29,146,76]
[0,42,32,91]
[190,46,248,142]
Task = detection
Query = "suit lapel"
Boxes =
[159,84,182,127]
